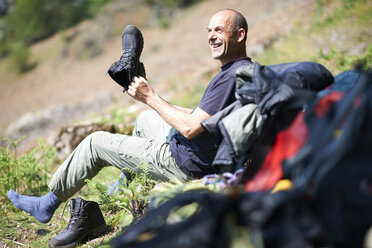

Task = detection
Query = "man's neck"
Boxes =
[220,52,247,66]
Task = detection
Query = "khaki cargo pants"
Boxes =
[49,110,191,202]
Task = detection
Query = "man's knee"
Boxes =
[87,130,107,139]
[134,110,159,136]
[85,131,110,149]
[136,110,158,124]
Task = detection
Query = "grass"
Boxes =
[254,0,372,75]
[169,83,207,109]
[0,152,123,247]
[254,35,318,65]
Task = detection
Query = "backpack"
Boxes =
[240,69,372,247]
[111,69,372,248]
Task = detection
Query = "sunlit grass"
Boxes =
[255,0,372,75]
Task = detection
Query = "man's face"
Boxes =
[207,11,237,65]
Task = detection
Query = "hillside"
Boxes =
[0,0,330,153]
[1,0,371,154]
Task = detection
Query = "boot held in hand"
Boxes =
[108,25,146,92]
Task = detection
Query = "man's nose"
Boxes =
[208,31,216,42]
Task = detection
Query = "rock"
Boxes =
[2,93,114,155]
[250,34,280,56]
[53,123,119,161]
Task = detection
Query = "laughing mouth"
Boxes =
[210,43,222,49]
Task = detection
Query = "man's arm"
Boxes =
[127,76,210,139]
[172,105,194,114]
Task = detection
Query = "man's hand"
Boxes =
[127,76,155,104]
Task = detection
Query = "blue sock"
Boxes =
[7,190,62,223]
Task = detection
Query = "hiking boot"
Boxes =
[48,197,107,248]
[108,25,146,92]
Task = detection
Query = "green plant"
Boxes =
[0,0,112,60]
[4,0,49,44]
[0,137,56,202]
[6,41,32,73]
[86,167,221,231]
[312,47,354,73]
[354,43,372,70]
[311,0,371,30]
[86,163,158,229]
[311,43,372,74]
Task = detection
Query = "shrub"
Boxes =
[6,41,31,73]
[312,43,372,74]
[354,43,372,70]
[0,0,112,60]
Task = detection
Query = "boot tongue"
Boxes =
[71,197,84,213]
[66,198,85,229]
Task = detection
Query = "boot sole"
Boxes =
[48,223,107,248]
[121,25,144,54]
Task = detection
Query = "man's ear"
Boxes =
[236,28,245,43]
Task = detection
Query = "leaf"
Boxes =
[111,213,122,228]
[134,183,143,195]
[120,212,134,228]
[121,187,134,198]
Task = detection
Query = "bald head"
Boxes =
[214,9,248,43]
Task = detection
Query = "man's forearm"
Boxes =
[146,93,203,139]
[127,76,209,139]
[171,105,193,114]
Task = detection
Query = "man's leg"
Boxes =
[49,130,189,202]
[108,109,174,193]
[132,110,172,141]
[51,110,176,200]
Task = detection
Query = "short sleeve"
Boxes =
[198,74,236,115]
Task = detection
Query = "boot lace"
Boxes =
[61,201,87,230]
[117,49,136,68]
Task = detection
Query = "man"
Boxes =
[7,8,252,244]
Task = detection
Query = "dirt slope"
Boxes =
[0,0,316,152]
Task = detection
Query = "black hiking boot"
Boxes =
[108,25,146,92]
[48,197,107,248]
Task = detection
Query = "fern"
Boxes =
[85,163,158,229]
